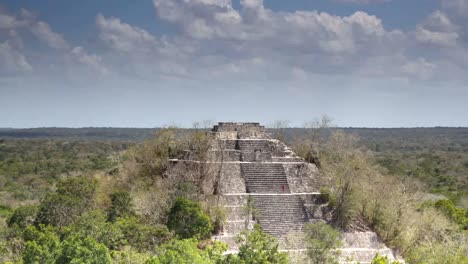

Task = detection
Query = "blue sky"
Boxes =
[0,0,467,127]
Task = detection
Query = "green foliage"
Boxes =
[7,205,37,229]
[35,177,97,227]
[319,187,336,208]
[0,204,13,218]
[221,224,289,264]
[108,191,135,222]
[167,197,213,239]
[22,225,61,264]
[207,205,227,235]
[64,211,125,250]
[57,235,111,264]
[371,254,401,264]
[405,238,468,264]
[115,217,172,252]
[22,224,112,264]
[56,177,97,202]
[0,139,125,206]
[111,249,152,263]
[303,221,342,264]
[131,128,183,178]
[154,238,226,264]
[434,199,468,229]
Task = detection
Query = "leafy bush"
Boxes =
[35,177,97,227]
[57,235,111,264]
[371,254,401,264]
[154,238,226,264]
[221,224,288,264]
[108,191,135,222]
[110,249,152,264]
[7,205,38,229]
[116,217,172,252]
[167,197,212,239]
[319,187,337,208]
[22,225,61,264]
[434,199,468,229]
[131,128,183,178]
[64,211,125,250]
[303,221,342,264]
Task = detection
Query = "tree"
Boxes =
[131,128,183,178]
[222,224,288,264]
[303,221,342,264]
[269,120,290,143]
[371,254,401,264]
[7,205,38,229]
[35,177,97,227]
[57,235,111,264]
[22,225,61,264]
[64,210,124,250]
[167,197,213,239]
[115,217,172,252]
[154,238,226,264]
[108,191,135,222]
[301,116,332,168]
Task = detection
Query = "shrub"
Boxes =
[22,225,62,264]
[221,224,288,264]
[434,199,468,229]
[7,205,38,229]
[303,221,342,264]
[116,217,172,252]
[108,191,135,222]
[111,249,152,264]
[57,235,111,264]
[154,238,226,264]
[167,197,212,239]
[319,187,337,208]
[64,211,124,250]
[35,177,97,227]
[371,254,401,264]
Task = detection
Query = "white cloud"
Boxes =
[0,8,111,76]
[147,0,409,81]
[31,21,69,49]
[402,58,436,80]
[96,14,157,52]
[71,46,109,75]
[2,0,468,84]
[0,14,22,29]
[415,11,459,47]
[0,41,32,73]
[442,0,468,14]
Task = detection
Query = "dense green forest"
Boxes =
[0,127,467,263]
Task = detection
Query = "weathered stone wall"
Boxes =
[219,163,246,194]
[212,122,270,139]
[208,150,242,161]
[240,151,272,162]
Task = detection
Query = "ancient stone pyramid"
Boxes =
[171,122,403,263]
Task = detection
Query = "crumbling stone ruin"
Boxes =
[170,122,403,263]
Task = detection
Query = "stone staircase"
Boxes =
[238,139,270,152]
[241,163,290,193]
[251,195,308,237]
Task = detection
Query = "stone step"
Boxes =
[241,163,290,193]
[251,195,308,237]
[238,140,271,152]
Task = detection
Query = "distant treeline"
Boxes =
[0,127,157,141]
[1,127,468,151]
